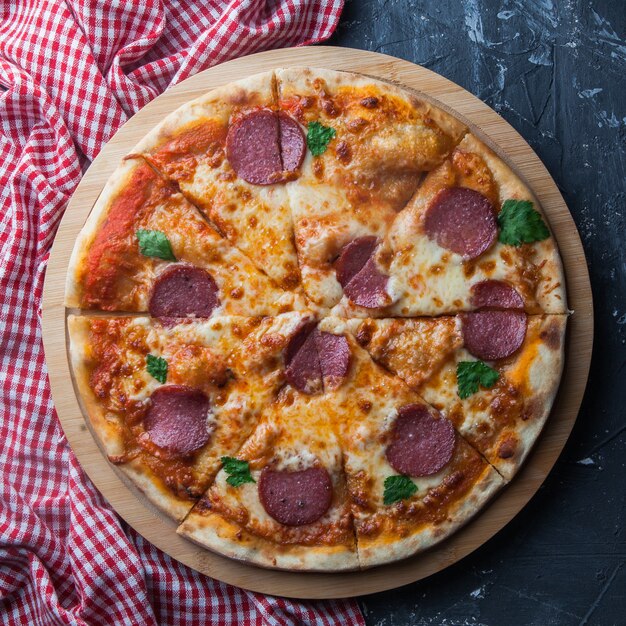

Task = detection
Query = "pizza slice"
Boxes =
[130,71,305,292]
[68,313,311,521]
[331,133,567,317]
[66,158,303,315]
[275,67,467,308]
[346,312,566,479]
[178,383,358,572]
[316,318,504,568]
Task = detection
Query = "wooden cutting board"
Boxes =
[41,46,593,599]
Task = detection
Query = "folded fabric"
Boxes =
[0,1,365,623]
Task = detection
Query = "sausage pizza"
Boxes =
[67,68,567,571]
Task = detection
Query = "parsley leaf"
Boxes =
[498,199,550,246]
[146,354,168,384]
[383,475,417,505]
[221,456,255,487]
[457,360,499,399]
[306,121,336,156]
[136,229,176,261]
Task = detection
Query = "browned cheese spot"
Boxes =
[355,322,374,347]
[312,158,324,179]
[347,117,368,133]
[540,318,563,350]
[335,140,352,165]
[498,437,517,459]
[360,96,379,109]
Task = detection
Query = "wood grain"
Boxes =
[41,46,593,599]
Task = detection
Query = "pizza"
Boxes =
[275,67,466,308]
[346,314,566,480]
[68,313,311,520]
[130,74,300,291]
[66,158,304,315]
[331,133,567,317]
[66,68,568,571]
[180,379,358,571]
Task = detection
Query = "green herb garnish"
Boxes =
[221,456,255,487]
[498,199,550,246]
[146,354,168,384]
[457,360,499,399]
[383,475,417,505]
[306,121,336,156]
[136,229,176,260]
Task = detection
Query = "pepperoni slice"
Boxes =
[284,325,351,393]
[284,320,317,365]
[226,110,281,185]
[471,280,524,310]
[316,331,351,390]
[149,265,220,318]
[343,256,391,308]
[386,404,456,477]
[424,187,497,259]
[334,237,392,309]
[226,110,305,185]
[462,310,527,360]
[143,385,211,456]
[258,466,333,526]
[334,236,378,288]
[278,112,306,172]
[284,322,322,394]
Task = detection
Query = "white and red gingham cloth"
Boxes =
[0,1,367,624]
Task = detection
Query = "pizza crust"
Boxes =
[129,71,276,156]
[493,315,567,480]
[179,509,359,572]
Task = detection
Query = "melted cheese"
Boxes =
[182,161,301,292]
[74,158,301,315]
[69,71,567,566]
[133,73,303,293]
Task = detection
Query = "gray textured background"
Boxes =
[328,1,626,624]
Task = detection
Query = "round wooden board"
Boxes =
[42,46,593,599]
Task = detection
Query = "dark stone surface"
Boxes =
[328,1,626,624]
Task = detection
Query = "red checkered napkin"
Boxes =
[0,1,365,624]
